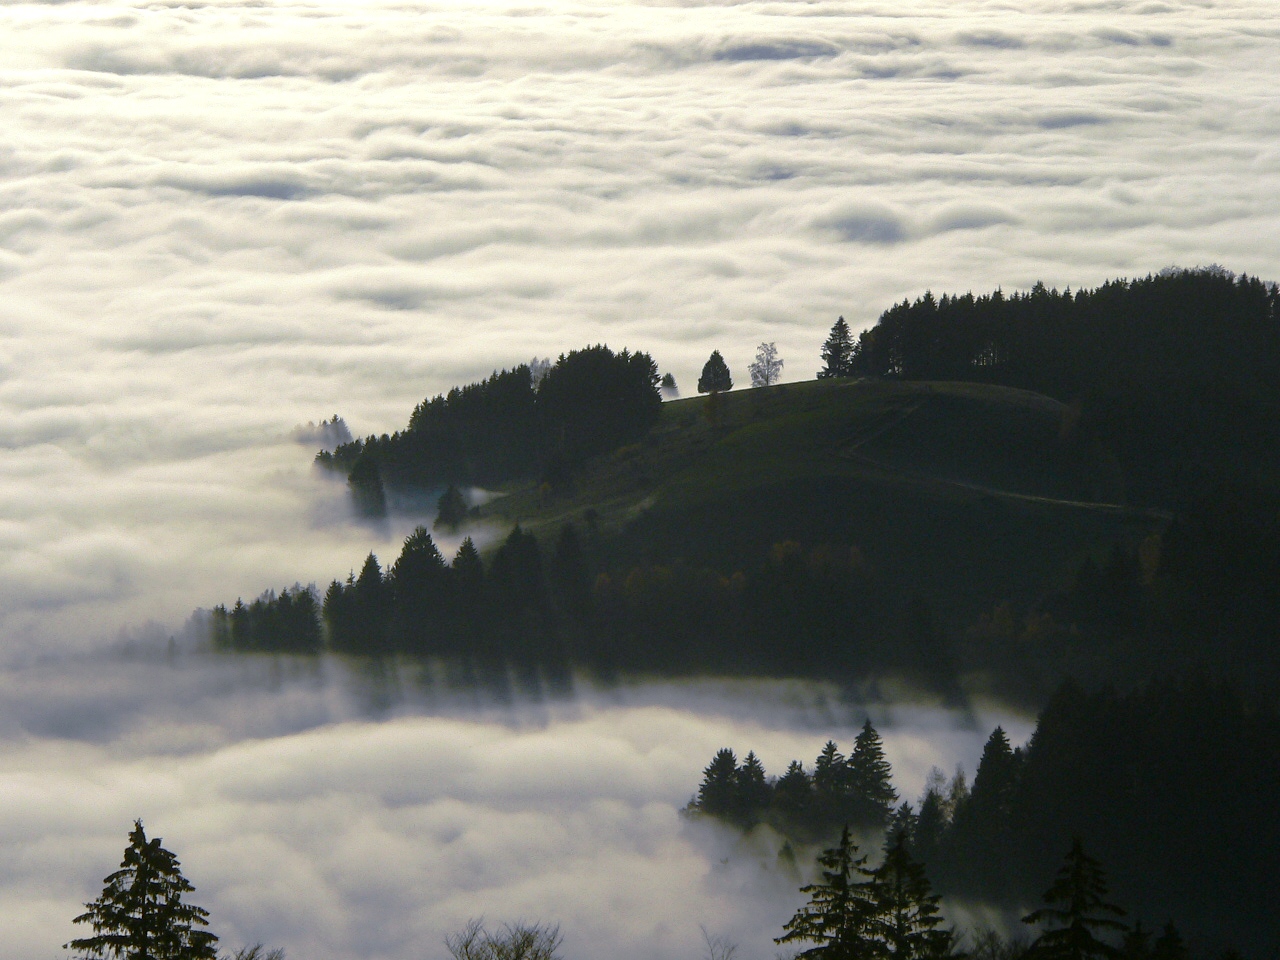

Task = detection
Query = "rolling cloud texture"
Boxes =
[0,658,1032,960]
[0,0,1276,650]
[0,2,1271,956]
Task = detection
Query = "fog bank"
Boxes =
[0,656,1032,960]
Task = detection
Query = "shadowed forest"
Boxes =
[687,675,1280,956]
[199,268,1280,958]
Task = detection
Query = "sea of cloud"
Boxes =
[0,0,1277,649]
[0,3,1272,953]
[0,654,1033,960]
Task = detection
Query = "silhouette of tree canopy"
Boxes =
[316,345,662,507]
[210,586,320,654]
[849,268,1280,507]
[445,919,563,960]
[748,342,783,388]
[697,351,733,393]
[819,317,857,379]
[1023,838,1126,960]
[849,719,898,829]
[66,820,218,960]
[776,826,878,960]
[697,748,739,818]
[688,674,1280,956]
[435,485,468,530]
[871,832,953,960]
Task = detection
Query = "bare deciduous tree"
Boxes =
[748,342,783,388]
[445,919,563,960]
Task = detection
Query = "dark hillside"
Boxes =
[490,378,1156,637]
[850,268,1280,507]
[214,269,1279,697]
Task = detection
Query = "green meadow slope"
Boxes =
[479,378,1163,634]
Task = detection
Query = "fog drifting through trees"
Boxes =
[0,653,1029,960]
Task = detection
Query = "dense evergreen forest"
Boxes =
[688,675,1280,957]
[846,267,1280,508]
[315,344,661,513]
[210,268,1280,698]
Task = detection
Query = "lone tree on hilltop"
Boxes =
[698,351,733,394]
[66,820,218,960]
[819,317,856,379]
[749,342,783,387]
[1023,837,1127,960]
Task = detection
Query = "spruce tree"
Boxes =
[776,826,878,959]
[696,748,739,817]
[849,720,897,827]
[951,726,1021,899]
[434,484,468,530]
[1023,838,1127,960]
[814,741,848,795]
[775,760,814,821]
[819,317,856,379]
[66,820,219,960]
[885,803,916,847]
[736,751,772,823]
[870,831,953,960]
[697,351,733,394]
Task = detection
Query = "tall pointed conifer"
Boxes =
[1023,837,1127,960]
[66,820,218,960]
[776,826,878,959]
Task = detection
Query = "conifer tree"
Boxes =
[849,720,898,827]
[697,351,733,394]
[870,831,953,960]
[819,317,856,379]
[775,760,814,821]
[435,485,468,530]
[697,748,739,817]
[885,803,916,847]
[736,750,772,822]
[814,741,848,796]
[452,538,485,598]
[911,769,949,870]
[776,826,878,959]
[66,820,218,960]
[1023,838,1127,960]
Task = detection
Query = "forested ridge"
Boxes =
[316,344,661,514]
[69,682,1276,960]
[212,268,1280,698]
[688,675,1280,956]
[845,267,1280,508]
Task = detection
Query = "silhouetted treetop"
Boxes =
[698,350,733,394]
[316,345,662,503]
[849,267,1280,506]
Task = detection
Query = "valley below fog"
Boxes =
[0,655,1030,960]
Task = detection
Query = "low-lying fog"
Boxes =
[0,655,1031,960]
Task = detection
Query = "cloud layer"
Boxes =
[0,0,1277,647]
[0,657,1032,960]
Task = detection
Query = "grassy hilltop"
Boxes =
[480,377,1160,636]
[218,269,1280,696]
